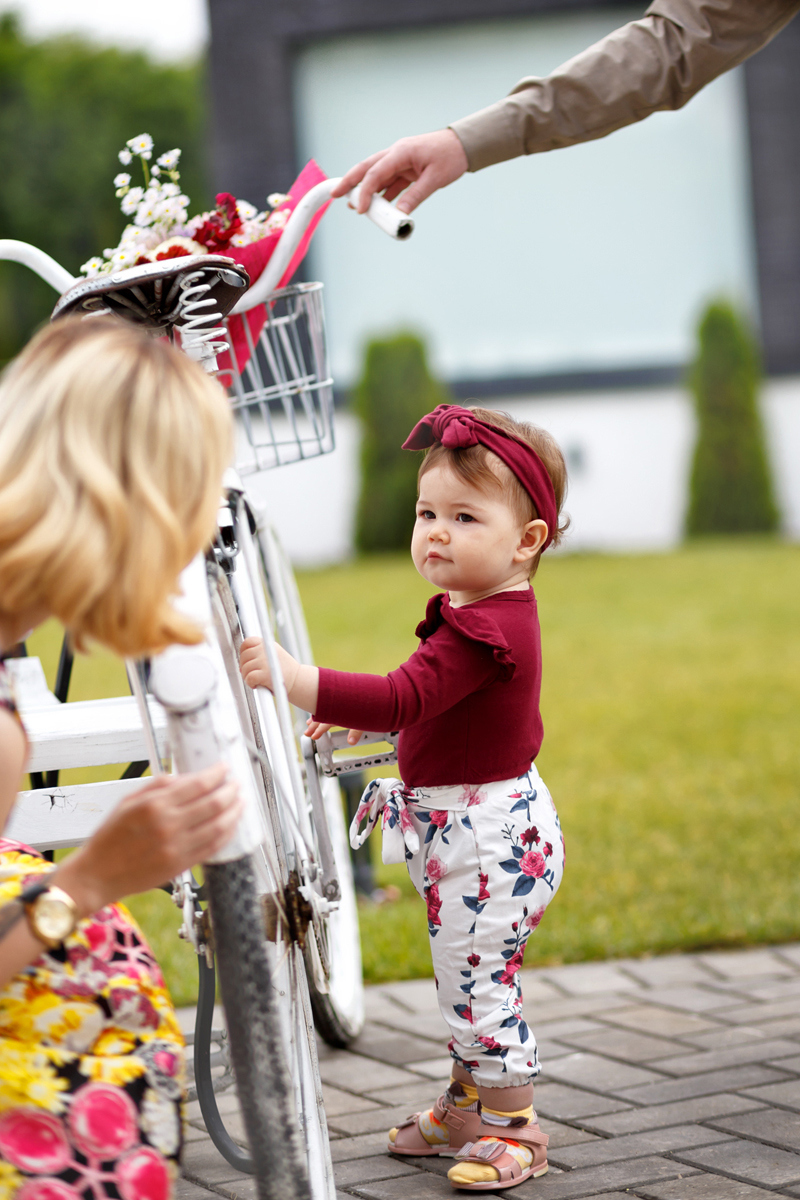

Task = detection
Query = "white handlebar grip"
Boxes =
[349,189,414,240]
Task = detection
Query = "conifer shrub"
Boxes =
[354,334,450,552]
[686,301,779,535]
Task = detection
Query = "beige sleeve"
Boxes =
[450,0,800,171]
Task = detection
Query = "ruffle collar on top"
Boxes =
[415,590,533,681]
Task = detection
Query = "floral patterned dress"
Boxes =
[0,665,185,1200]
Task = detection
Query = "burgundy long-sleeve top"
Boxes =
[314,588,543,788]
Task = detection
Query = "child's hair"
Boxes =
[417,406,569,576]
[0,317,233,655]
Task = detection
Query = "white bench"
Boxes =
[6,657,166,851]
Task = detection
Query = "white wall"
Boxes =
[251,382,800,566]
[294,11,757,386]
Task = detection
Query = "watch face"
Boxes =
[35,896,75,942]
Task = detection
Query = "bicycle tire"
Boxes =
[200,560,336,1199]
[193,954,252,1174]
[256,523,365,1046]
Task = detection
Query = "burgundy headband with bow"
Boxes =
[403,404,557,550]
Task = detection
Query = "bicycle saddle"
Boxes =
[51,255,250,330]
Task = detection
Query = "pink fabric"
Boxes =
[403,404,558,549]
[315,589,543,787]
[217,160,330,385]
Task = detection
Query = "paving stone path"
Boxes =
[177,943,800,1200]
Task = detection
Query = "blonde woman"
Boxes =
[0,319,242,1200]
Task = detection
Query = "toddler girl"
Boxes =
[240,403,567,1190]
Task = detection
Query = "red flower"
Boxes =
[543,842,554,857]
[478,1035,502,1051]
[477,872,490,902]
[430,810,449,828]
[520,827,540,846]
[425,883,442,927]
[193,192,243,253]
[512,922,518,931]
[520,850,546,878]
[499,949,525,986]
[154,245,192,261]
[467,953,481,967]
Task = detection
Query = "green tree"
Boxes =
[0,14,210,367]
[354,334,450,553]
[686,300,779,536]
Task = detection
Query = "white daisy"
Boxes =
[127,133,154,159]
[120,186,144,215]
[114,173,131,189]
[80,256,105,277]
[237,200,257,220]
[157,148,181,170]
[267,192,289,208]
[118,148,132,165]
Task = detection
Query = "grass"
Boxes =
[296,539,800,983]
[23,538,800,997]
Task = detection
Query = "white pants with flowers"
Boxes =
[350,763,564,1087]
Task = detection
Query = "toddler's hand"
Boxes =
[305,718,364,745]
[239,636,273,690]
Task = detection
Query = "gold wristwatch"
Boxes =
[21,881,79,949]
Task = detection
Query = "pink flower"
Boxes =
[460,785,485,807]
[520,850,546,878]
[520,827,540,846]
[477,873,490,902]
[478,1035,502,1051]
[17,1181,81,1200]
[525,907,546,931]
[69,1083,139,1159]
[467,953,481,967]
[116,1146,172,1200]
[426,854,448,883]
[425,883,442,927]
[543,842,554,857]
[84,918,116,960]
[399,807,414,832]
[0,1111,71,1175]
[430,810,449,828]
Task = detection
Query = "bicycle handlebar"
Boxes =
[0,177,412,313]
[0,240,76,294]
[229,177,413,315]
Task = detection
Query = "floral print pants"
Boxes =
[351,764,564,1087]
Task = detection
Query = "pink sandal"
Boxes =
[448,1118,549,1190]
[389,1093,484,1156]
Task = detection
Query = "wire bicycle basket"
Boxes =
[223,281,335,475]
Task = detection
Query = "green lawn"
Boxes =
[24,539,800,999]
[297,540,800,982]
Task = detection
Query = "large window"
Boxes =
[294,8,757,386]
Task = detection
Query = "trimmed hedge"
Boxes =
[686,301,779,536]
[354,334,449,552]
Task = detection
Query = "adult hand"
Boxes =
[330,129,468,215]
[56,764,241,917]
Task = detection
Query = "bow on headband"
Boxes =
[402,404,558,550]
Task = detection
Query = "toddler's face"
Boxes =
[411,463,540,601]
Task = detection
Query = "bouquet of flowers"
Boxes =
[81,134,330,378]
[81,133,295,278]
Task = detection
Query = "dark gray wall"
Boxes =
[744,17,800,375]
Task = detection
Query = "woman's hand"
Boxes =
[305,719,364,746]
[56,764,242,918]
[239,636,320,714]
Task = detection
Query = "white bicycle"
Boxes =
[0,182,411,1200]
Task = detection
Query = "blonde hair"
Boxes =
[418,406,569,576]
[0,317,233,655]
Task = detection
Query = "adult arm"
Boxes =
[0,761,242,989]
[333,0,800,211]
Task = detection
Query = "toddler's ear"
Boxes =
[515,519,548,563]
